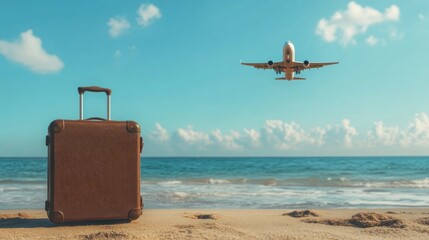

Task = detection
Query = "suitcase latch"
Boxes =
[45,135,50,146]
[140,137,143,153]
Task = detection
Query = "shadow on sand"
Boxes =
[0,218,54,228]
[0,218,130,228]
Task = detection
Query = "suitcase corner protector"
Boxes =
[49,120,65,133]
[48,210,64,224]
[128,208,142,221]
[126,121,141,133]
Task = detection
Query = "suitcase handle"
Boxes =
[78,86,112,120]
[78,86,112,95]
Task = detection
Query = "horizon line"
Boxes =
[1,155,429,159]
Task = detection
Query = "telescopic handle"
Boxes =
[78,86,112,95]
[78,86,111,120]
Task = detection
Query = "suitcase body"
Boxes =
[46,87,143,224]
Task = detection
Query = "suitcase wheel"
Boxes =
[128,208,142,221]
[48,210,64,224]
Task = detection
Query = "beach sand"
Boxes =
[1,209,429,239]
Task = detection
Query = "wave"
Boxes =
[142,177,429,189]
[146,178,249,185]
[0,186,46,192]
[0,187,20,192]
[0,179,45,185]
[142,188,429,209]
[172,192,189,199]
[208,178,230,184]
[411,178,429,188]
[316,177,429,189]
[158,180,182,185]
[3,176,429,189]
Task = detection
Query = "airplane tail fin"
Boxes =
[275,77,306,80]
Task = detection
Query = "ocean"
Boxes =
[0,157,428,210]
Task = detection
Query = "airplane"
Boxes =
[241,41,339,81]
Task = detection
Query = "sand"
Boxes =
[1,209,429,239]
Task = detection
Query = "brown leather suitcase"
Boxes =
[45,86,143,224]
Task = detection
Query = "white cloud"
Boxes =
[137,3,161,27]
[366,113,429,148]
[243,128,261,147]
[314,119,358,147]
[316,1,400,46]
[150,123,170,143]
[419,14,425,20]
[341,119,358,147]
[211,129,242,150]
[146,114,429,156]
[108,17,130,38]
[0,29,63,73]
[400,113,429,147]
[176,126,212,147]
[148,119,358,153]
[366,35,379,45]
[261,120,316,150]
[367,121,399,146]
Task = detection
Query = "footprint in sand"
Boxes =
[283,210,319,218]
[175,224,195,234]
[416,217,429,226]
[386,211,397,214]
[183,213,219,220]
[80,231,128,240]
[303,212,406,228]
[0,212,30,219]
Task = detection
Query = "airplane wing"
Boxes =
[241,61,283,70]
[292,61,339,72]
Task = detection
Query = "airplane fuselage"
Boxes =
[282,41,295,80]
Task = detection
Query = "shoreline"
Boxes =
[1,209,429,239]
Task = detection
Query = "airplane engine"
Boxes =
[267,60,274,67]
[303,60,310,68]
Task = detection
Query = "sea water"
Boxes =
[0,157,428,209]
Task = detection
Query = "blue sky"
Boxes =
[1,0,429,156]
